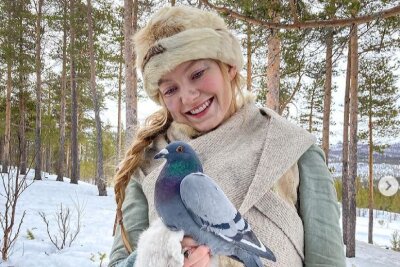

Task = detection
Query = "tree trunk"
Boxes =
[18,27,27,175]
[116,39,123,164]
[87,0,107,196]
[70,0,79,184]
[322,29,333,164]
[57,0,68,182]
[246,22,252,91]
[266,0,281,113]
[124,0,138,147]
[0,135,3,166]
[308,86,316,133]
[48,143,52,173]
[2,62,12,173]
[346,23,358,258]
[342,41,351,245]
[66,142,70,178]
[368,85,374,244]
[34,0,44,180]
[171,0,175,6]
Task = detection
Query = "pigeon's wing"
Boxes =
[180,172,270,257]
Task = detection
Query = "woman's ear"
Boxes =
[228,65,237,81]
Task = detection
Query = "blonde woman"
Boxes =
[109,6,345,267]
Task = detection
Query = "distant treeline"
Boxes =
[334,178,400,214]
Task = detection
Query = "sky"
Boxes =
[1,169,400,267]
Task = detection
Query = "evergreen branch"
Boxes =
[201,1,400,29]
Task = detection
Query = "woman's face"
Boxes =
[159,59,237,132]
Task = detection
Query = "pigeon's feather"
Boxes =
[180,172,269,256]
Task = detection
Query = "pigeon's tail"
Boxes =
[234,230,276,262]
[233,249,265,267]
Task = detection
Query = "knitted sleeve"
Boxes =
[108,179,149,267]
[298,144,346,267]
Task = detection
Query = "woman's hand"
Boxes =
[181,236,212,267]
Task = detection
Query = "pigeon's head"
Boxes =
[154,141,203,172]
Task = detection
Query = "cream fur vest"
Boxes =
[135,104,315,267]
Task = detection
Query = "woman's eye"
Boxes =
[192,70,205,80]
[163,87,177,96]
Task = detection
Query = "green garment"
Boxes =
[109,180,148,267]
[298,144,346,267]
[108,144,346,267]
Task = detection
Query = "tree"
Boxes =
[15,0,34,175]
[70,0,79,184]
[342,41,351,245]
[1,1,16,174]
[358,56,400,244]
[87,0,107,196]
[266,0,281,113]
[55,0,68,182]
[34,0,44,181]
[124,0,138,147]
[116,37,123,164]
[2,63,11,173]
[322,26,334,163]
[347,22,359,258]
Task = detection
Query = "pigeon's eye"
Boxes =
[176,146,184,153]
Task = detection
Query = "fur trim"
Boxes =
[134,218,219,267]
[134,218,184,267]
[133,6,244,104]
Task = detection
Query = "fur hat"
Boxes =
[133,6,244,104]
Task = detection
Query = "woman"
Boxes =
[109,5,345,267]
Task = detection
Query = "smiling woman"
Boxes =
[109,5,346,267]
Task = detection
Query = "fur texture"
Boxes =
[133,6,244,103]
[134,218,219,267]
[134,218,184,267]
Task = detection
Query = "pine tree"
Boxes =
[358,56,400,244]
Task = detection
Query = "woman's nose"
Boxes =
[180,85,200,105]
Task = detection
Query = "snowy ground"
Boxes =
[0,169,399,267]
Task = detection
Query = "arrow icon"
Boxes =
[385,181,392,191]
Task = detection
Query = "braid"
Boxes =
[114,107,172,212]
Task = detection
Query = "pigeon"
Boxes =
[154,141,276,267]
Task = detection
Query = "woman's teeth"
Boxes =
[189,99,211,115]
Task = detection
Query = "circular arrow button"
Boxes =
[378,176,399,197]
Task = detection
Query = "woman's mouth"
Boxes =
[186,98,213,117]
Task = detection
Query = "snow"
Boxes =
[1,169,400,267]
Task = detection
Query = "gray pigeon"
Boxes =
[154,141,276,267]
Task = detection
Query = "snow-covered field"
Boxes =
[1,169,399,267]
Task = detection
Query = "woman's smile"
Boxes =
[186,97,213,118]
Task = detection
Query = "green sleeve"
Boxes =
[108,179,149,267]
[298,144,346,267]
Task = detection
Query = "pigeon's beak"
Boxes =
[154,148,169,159]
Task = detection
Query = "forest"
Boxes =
[1,0,399,260]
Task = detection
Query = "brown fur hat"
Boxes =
[133,6,244,104]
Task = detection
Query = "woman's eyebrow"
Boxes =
[158,61,203,86]
[158,78,171,86]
